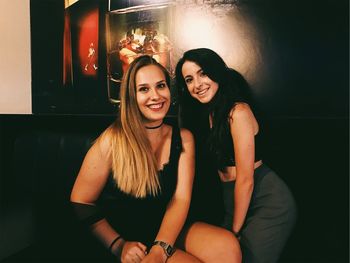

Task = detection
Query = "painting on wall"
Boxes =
[32,0,264,115]
[105,0,265,107]
[106,1,175,103]
[60,0,176,112]
[62,0,113,114]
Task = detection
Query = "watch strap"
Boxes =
[152,240,176,257]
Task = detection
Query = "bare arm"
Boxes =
[70,135,147,261]
[144,129,195,262]
[229,103,258,234]
[70,135,120,245]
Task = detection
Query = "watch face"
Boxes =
[153,241,175,257]
[165,246,173,256]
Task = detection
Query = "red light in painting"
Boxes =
[79,10,99,76]
[63,12,72,85]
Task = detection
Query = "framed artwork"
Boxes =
[62,0,114,114]
[106,1,175,103]
[32,0,260,115]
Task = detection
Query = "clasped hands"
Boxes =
[121,241,168,263]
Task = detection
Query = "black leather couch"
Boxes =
[1,115,348,262]
[1,115,116,262]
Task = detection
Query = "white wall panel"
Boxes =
[0,0,31,114]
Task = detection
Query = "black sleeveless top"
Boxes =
[213,126,263,171]
[97,123,182,247]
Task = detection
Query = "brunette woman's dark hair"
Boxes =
[175,48,254,167]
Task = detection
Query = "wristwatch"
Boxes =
[152,240,176,257]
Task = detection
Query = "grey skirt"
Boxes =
[221,163,297,263]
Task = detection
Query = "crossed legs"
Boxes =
[174,222,242,263]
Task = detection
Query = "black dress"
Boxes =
[97,123,182,247]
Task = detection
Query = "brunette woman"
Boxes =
[176,48,297,263]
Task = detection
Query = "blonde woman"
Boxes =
[71,55,241,263]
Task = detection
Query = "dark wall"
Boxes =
[30,0,64,113]
[263,118,348,262]
[237,2,349,260]
[240,0,348,118]
[0,0,348,262]
[249,2,348,261]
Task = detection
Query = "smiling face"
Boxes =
[181,61,219,104]
[135,64,171,125]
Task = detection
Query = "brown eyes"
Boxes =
[199,70,207,77]
[157,83,167,89]
[185,78,192,84]
[184,70,207,85]
[138,82,167,92]
[138,87,148,92]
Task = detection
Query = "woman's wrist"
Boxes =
[233,229,241,238]
[149,245,168,262]
[109,236,125,257]
[232,226,241,238]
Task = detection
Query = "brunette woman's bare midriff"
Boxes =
[218,160,263,182]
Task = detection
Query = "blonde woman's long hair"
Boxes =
[101,55,171,198]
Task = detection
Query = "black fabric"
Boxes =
[187,141,224,226]
[71,202,105,225]
[97,123,182,247]
[214,129,263,170]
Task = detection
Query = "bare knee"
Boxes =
[225,232,241,255]
[183,222,241,263]
[214,230,242,263]
[168,249,203,263]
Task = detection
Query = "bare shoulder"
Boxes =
[229,103,259,134]
[179,128,195,145]
[229,102,256,122]
[94,126,113,158]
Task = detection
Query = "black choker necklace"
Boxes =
[145,121,163,129]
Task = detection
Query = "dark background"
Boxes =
[0,0,348,262]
